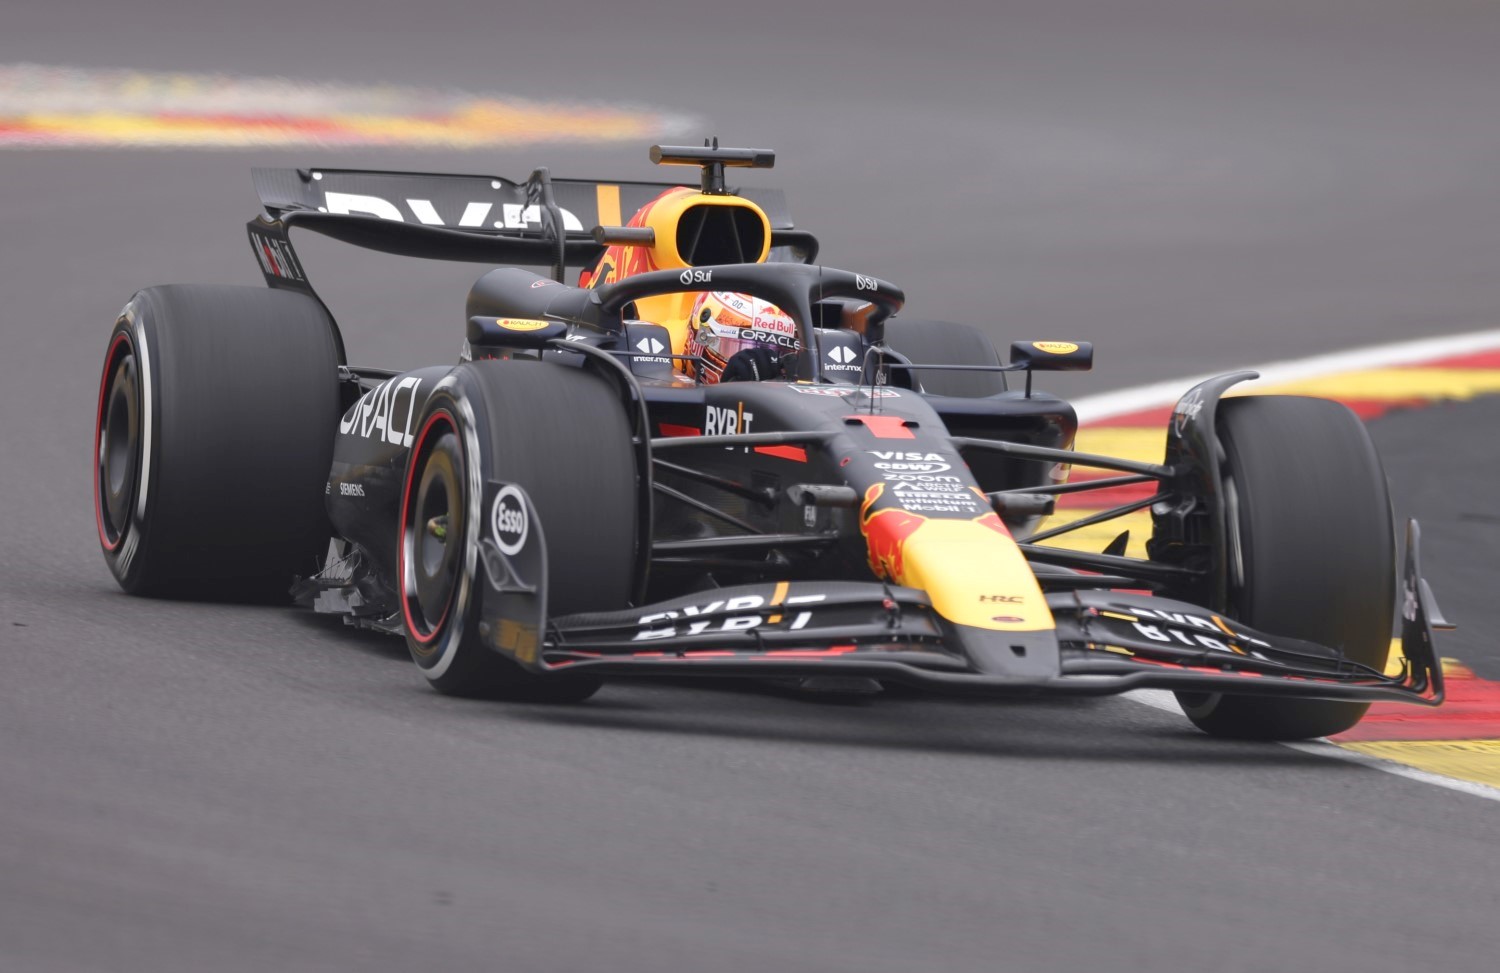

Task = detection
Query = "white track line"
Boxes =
[1086,332,1500,802]
[1070,328,1500,423]
[1284,743,1500,803]
[1130,691,1500,803]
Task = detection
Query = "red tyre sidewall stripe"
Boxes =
[94,331,132,552]
[399,409,459,647]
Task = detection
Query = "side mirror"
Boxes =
[468,315,567,349]
[1009,340,1093,372]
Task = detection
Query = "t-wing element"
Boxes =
[651,138,776,195]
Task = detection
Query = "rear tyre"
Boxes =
[94,285,340,600]
[1176,396,1395,740]
[399,360,640,701]
[882,318,1006,397]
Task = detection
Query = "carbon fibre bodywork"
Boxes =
[256,145,1441,713]
[295,266,1442,712]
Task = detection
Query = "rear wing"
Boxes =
[247,166,794,278]
[243,146,810,362]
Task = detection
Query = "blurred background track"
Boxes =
[3,3,1500,971]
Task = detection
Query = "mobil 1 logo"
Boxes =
[891,480,983,513]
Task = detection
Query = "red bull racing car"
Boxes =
[93,142,1447,740]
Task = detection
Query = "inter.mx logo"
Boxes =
[826,346,858,364]
[634,336,670,365]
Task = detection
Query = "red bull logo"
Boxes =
[859,484,1054,632]
[974,511,1012,539]
[860,483,927,583]
[753,310,796,335]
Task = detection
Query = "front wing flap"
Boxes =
[497,521,1443,706]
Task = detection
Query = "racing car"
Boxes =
[93,141,1447,740]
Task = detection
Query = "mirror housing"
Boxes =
[1009,340,1093,372]
[468,315,567,349]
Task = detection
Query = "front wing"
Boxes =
[478,508,1443,707]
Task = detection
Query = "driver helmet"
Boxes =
[685,290,799,384]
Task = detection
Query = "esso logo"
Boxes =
[491,484,529,556]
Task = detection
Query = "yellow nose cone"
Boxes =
[862,502,1054,633]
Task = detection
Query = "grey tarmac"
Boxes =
[2,2,1498,971]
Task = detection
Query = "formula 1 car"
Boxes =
[93,142,1447,740]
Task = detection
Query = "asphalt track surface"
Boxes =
[3,2,1499,970]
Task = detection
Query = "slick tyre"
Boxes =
[1176,396,1395,741]
[882,319,1007,397]
[398,360,639,701]
[94,285,340,600]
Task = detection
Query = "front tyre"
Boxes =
[1177,396,1396,740]
[398,360,640,701]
